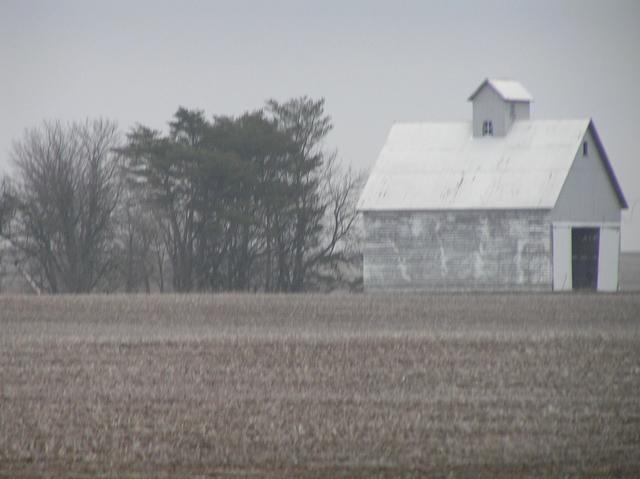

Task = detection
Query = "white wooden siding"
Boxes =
[552,225,572,291]
[472,85,509,137]
[550,129,621,223]
[363,210,552,291]
[597,226,620,291]
[552,222,621,292]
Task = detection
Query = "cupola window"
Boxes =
[482,120,493,136]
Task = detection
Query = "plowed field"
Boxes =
[1,294,639,477]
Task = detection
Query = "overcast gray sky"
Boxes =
[2,0,639,249]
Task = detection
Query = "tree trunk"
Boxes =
[265,217,272,292]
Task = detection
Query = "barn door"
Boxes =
[571,228,599,290]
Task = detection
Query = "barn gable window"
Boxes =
[582,141,588,157]
[482,120,493,136]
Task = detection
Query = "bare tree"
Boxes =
[305,158,363,280]
[266,97,362,291]
[9,119,122,293]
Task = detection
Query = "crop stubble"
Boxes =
[0,293,639,477]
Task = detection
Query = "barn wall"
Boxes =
[551,225,572,291]
[550,128,621,223]
[551,222,621,292]
[597,226,620,291]
[548,128,622,292]
[363,210,552,291]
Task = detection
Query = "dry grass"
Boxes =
[1,293,639,477]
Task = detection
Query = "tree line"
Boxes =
[0,97,362,294]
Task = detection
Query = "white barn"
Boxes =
[358,79,627,292]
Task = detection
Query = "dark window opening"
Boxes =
[482,120,493,136]
[582,141,588,156]
[572,227,599,290]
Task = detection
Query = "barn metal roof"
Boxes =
[357,119,627,211]
[468,79,533,102]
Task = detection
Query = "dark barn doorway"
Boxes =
[572,228,599,290]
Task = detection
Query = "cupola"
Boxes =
[468,79,532,138]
